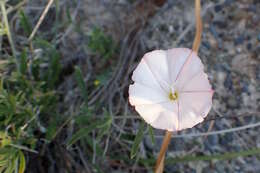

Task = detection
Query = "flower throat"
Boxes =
[168,91,178,101]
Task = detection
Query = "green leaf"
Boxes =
[46,120,58,140]
[92,163,105,173]
[85,137,103,157]
[19,10,32,36]
[19,49,27,75]
[148,125,155,145]
[96,116,112,142]
[67,119,107,147]
[0,78,3,91]
[74,66,88,102]
[88,27,116,59]
[130,121,145,159]
[18,151,26,173]
[47,50,61,89]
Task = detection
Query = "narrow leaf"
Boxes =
[18,151,26,173]
[19,49,27,75]
[148,125,155,145]
[130,121,145,159]
[19,10,32,36]
[67,119,106,147]
[74,66,88,102]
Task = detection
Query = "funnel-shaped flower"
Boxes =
[129,48,213,131]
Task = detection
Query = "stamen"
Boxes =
[169,91,178,101]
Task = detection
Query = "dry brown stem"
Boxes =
[154,131,172,173]
[192,0,202,52]
[155,0,202,172]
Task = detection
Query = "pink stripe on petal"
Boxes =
[174,50,194,82]
[180,90,214,93]
[177,101,180,131]
[143,57,170,93]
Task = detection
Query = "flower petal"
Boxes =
[132,58,165,92]
[135,102,179,131]
[174,51,204,90]
[180,71,212,92]
[129,83,168,106]
[178,92,213,130]
[166,48,192,85]
[143,50,171,91]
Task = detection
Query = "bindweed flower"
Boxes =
[129,48,213,131]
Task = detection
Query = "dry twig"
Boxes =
[28,0,54,41]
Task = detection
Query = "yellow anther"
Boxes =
[169,91,178,101]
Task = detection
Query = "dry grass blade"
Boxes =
[161,120,260,139]
[28,0,54,41]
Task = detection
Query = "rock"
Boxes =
[224,0,235,5]
[202,41,211,50]
[208,135,219,146]
[144,136,155,151]
[227,97,237,108]
[234,35,244,45]
[231,54,257,77]
[256,66,260,80]
[205,135,219,152]
[224,73,233,91]
[247,43,252,50]
[213,20,227,28]
[168,139,184,151]
[214,5,223,12]
[242,93,250,107]
[216,163,226,173]
[210,24,219,39]
[165,164,180,173]
[224,133,234,142]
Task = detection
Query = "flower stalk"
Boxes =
[192,0,202,53]
[155,0,202,172]
[155,131,173,173]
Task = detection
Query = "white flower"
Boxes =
[129,48,213,131]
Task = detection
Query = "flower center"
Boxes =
[169,91,178,101]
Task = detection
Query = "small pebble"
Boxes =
[144,136,154,151]
[247,43,252,50]
[256,66,260,80]
[205,135,219,152]
[224,0,235,5]
[168,139,184,151]
[202,41,211,49]
[227,97,237,108]
[241,81,249,93]
[210,24,219,39]
[214,5,222,12]
[224,74,233,90]
[234,35,244,45]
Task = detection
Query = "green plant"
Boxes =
[88,27,116,59]
[0,39,61,172]
[66,67,112,160]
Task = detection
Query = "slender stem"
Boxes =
[6,0,28,14]
[192,0,202,52]
[9,143,38,154]
[154,131,173,173]
[0,1,17,58]
[28,0,54,41]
